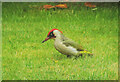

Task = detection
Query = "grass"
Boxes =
[2,2,118,80]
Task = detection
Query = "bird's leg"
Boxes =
[67,55,71,58]
[67,55,78,60]
[79,53,82,57]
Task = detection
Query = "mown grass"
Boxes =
[2,2,118,80]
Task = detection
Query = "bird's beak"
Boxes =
[42,37,50,43]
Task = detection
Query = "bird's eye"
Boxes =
[49,32,54,38]
[51,33,53,36]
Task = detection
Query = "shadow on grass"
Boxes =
[52,52,93,61]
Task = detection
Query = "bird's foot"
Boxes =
[67,55,71,58]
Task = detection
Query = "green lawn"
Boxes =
[2,2,118,80]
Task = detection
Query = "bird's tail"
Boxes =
[80,50,93,56]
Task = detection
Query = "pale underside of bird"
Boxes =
[42,28,93,58]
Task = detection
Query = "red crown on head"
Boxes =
[47,28,63,36]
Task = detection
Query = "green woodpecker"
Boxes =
[42,29,93,57]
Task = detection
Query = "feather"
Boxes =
[61,35,84,51]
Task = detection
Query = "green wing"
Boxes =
[61,35,93,56]
[62,36,84,51]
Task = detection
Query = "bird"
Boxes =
[42,28,93,58]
